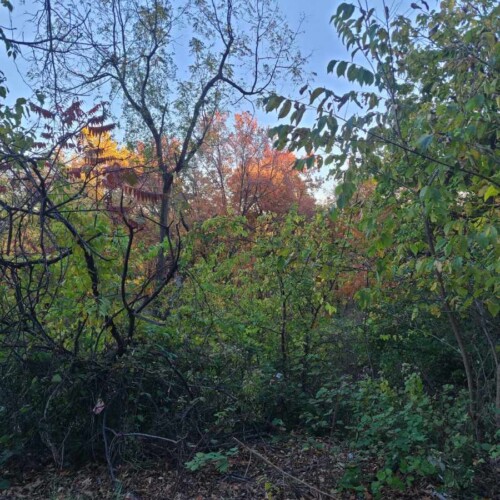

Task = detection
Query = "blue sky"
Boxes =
[274,1,345,88]
[1,1,344,110]
[262,1,353,196]
[0,0,353,197]
[253,0,348,126]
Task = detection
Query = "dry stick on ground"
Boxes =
[232,438,337,499]
[102,427,184,488]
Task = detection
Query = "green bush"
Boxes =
[339,372,479,494]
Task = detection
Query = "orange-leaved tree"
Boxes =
[190,112,315,222]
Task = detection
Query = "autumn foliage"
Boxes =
[188,113,315,221]
[1,1,498,496]
[59,111,316,226]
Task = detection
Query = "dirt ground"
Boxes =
[0,437,495,499]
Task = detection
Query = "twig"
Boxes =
[233,438,337,499]
[102,413,118,487]
[106,429,184,468]
[114,431,181,444]
[244,451,252,479]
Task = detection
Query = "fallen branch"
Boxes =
[232,438,337,499]
[107,429,183,459]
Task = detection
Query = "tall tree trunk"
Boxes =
[157,171,174,279]
[424,216,478,435]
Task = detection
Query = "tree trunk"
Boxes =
[157,171,174,279]
[424,216,478,435]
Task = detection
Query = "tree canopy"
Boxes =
[0,0,498,497]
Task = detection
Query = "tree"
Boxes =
[0,96,135,355]
[228,113,316,217]
[268,0,499,430]
[30,0,305,277]
[188,112,316,221]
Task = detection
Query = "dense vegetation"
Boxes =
[0,0,498,497]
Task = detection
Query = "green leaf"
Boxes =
[278,100,292,119]
[355,288,372,309]
[347,64,358,82]
[486,299,499,317]
[325,302,337,315]
[317,115,328,132]
[377,232,393,249]
[297,105,307,123]
[305,155,315,169]
[361,68,374,85]
[484,185,499,201]
[336,61,348,77]
[419,186,429,200]
[265,95,284,112]
[465,94,485,112]
[1,0,13,12]
[309,87,325,104]
[337,3,355,20]
[416,134,433,151]
[327,60,337,73]
[335,181,355,209]
[409,243,420,256]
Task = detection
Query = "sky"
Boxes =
[1,1,343,98]
[0,0,355,198]
[261,0,351,197]
[258,0,347,125]
[1,0,348,115]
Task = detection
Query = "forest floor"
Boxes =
[0,436,494,499]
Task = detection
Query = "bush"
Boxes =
[305,371,488,495]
